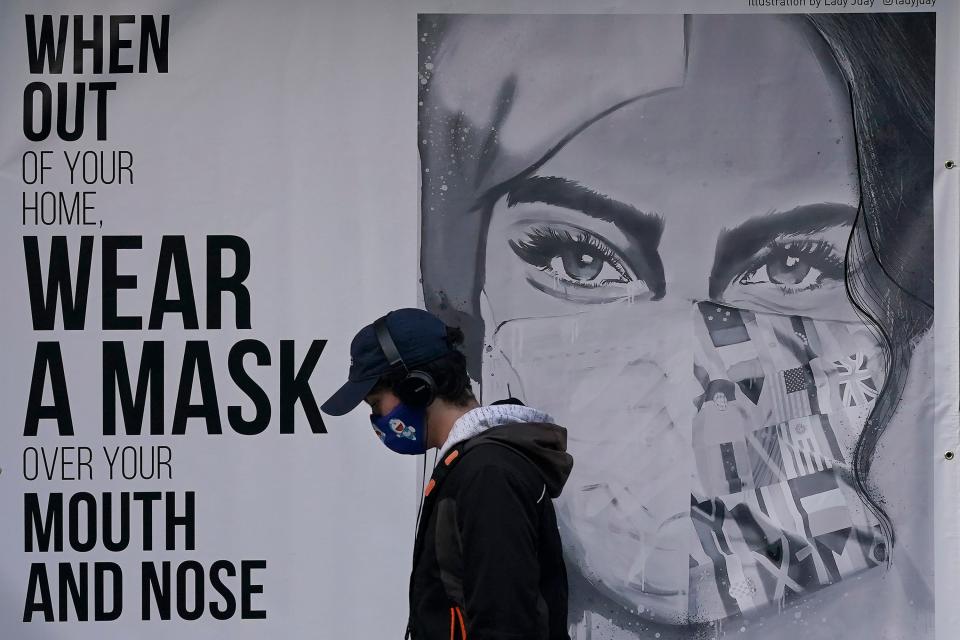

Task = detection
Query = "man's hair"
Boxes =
[370,324,476,406]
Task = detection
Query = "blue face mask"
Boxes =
[369,402,429,455]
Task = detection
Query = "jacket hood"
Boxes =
[438,399,572,498]
[465,421,573,498]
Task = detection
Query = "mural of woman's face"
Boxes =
[480,16,888,624]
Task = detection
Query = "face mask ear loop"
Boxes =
[413,459,425,538]
[413,414,432,538]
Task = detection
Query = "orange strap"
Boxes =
[449,607,455,640]
[455,606,467,638]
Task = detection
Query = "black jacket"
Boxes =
[406,407,574,640]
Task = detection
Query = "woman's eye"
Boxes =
[508,225,635,289]
[547,249,622,283]
[737,241,843,294]
[740,253,819,287]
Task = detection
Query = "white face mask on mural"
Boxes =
[480,290,889,623]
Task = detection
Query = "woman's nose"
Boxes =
[655,233,719,304]
[659,283,715,307]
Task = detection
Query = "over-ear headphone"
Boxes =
[374,316,438,408]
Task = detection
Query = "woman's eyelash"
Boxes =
[736,238,844,292]
[770,239,843,271]
[508,226,631,281]
[510,228,842,298]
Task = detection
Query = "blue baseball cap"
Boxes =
[320,308,452,416]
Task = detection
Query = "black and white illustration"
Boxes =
[418,13,935,638]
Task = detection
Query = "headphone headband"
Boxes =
[374,316,406,371]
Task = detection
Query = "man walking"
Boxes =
[320,307,573,639]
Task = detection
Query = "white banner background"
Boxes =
[0,1,956,639]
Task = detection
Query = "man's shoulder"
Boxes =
[448,430,543,489]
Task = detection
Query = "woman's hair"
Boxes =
[369,325,477,407]
[804,13,935,550]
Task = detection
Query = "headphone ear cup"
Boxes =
[396,370,437,407]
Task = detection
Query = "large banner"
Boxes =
[1,2,957,639]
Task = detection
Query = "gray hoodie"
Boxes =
[439,401,573,498]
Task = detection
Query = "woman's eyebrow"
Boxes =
[505,175,665,247]
[709,203,857,297]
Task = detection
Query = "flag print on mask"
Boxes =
[689,303,888,620]
[833,353,879,407]
[481,299,888,623]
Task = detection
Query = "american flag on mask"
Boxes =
[769,363,817,422]
[833,353,879,407]
[746,313,834,422]
[746,415,845,488]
